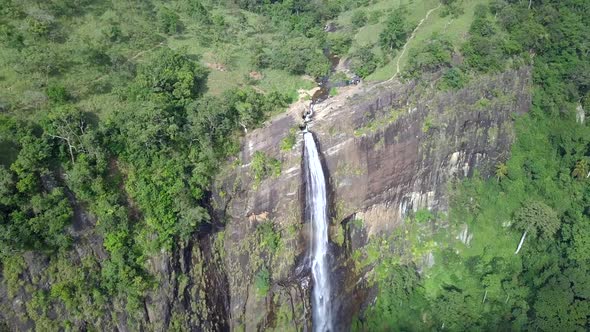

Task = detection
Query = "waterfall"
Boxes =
[303,131,332,332]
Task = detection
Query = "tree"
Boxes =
[46,84,70,104]
[440,0,465,18]
[0,185,72,253]
[27,188,73,250]
[326,34,352,57]
[270,37,322,76]
[406,33,453,76]
[567,213,590,262]
[379,8,410,52]
[359,263,428,331]
[433,288,482,331]
[349,47,379,78]
[513,200,560,254]
[0,23,24,49]
[495,162,508,182]
[462,5,506,73]
[351,10,367,28]
[229,88,271,131]
[470,13,496,37]
[131,48,209,106]
[18,45,67,77]
[533,274,588,331]
[186,0,212,25]
[0,166,15,206]
[572,160,588,179]
[157,7,182,35]
[43,105,89,163]
[306,54,331,79]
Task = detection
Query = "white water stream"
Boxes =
[303,131,332,332]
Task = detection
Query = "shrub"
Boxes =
[46,84,70,104]
[440,0,465,18]
[379,8,411,53]
[256,221,281,253]
[438,67,468,90]
[280,128,297,151]
[157,8,182,35]
[406,33,453,77]
[351,10,367,28]
[326,34,352,57]
[349,48,379,78]
[414,209,434,223]
[368,10,382,24]
[250,151,282,187]
[254,267,270,297]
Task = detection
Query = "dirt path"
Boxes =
[388,3,442,81]
[130,42,165,61]
[95,42,165,83]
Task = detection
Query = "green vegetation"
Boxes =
[332,222,345,247]
[379,7,412,53]
[349,48,380,79]
[351,10,368,28]
[326,33,353,58]
[254,266,270,297]
[1,0,589,329]
[256,221,281,254]
[0,43,280,326]
[332,0,490,80]
[280,127,298,151]
[250,151,282,188]
[422,114,436,133]
[405,33,453,77]
[354,0,590,330]
[461,5,506,73]
[0,118,72,253]
[439,67,468,90]
[329,87,339,97]
[354,107,403,137]
[440,0,465,18]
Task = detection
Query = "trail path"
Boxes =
[387,3,442,82]
[95,42,165,83]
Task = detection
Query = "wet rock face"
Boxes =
[212,68,531,329]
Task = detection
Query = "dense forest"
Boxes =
[1,0,589,330]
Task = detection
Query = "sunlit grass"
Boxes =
[333,0,486,81]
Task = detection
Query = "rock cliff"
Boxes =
[211,67,531,330]
[0,68,531,331]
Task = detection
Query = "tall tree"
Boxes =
[379,8,410,52]
[513,200,560,254]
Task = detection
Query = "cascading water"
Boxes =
[303,128,332,332]
[302,47,338,330]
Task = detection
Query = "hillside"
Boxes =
[1,0,589,331]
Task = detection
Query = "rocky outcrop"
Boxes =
[211,68,531,330]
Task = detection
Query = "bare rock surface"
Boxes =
[212,67,532,330]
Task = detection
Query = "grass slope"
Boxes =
[333,0,487,81]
